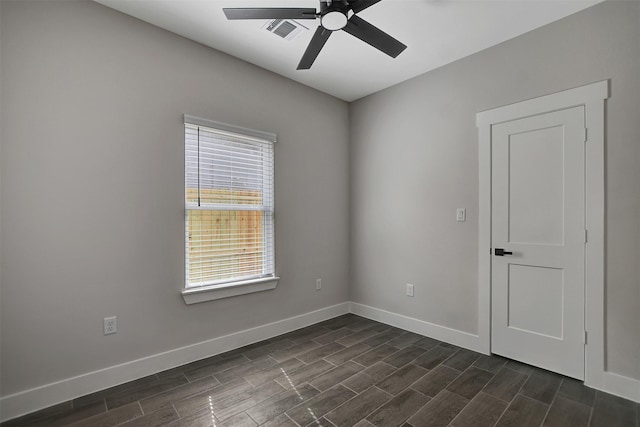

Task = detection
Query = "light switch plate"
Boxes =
[456,208,466,222]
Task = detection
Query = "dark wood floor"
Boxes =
[2,314,638,427]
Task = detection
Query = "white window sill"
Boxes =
[181,277,280,305]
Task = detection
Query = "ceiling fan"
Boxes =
[223,0,407,70]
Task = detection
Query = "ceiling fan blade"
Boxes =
[297,26,332,70]
[223,8,317,20]
[343,15,406,58]
[349,0,383,14]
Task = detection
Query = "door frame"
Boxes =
[476,80,608,388]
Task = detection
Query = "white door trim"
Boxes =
[476,80,609,389]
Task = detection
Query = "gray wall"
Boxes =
[1,0,639,401]
[0,0,350,395]
[350,0,640,380]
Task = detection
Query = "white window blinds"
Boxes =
[184,116,275,289]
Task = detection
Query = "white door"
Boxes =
[491,106,585,380]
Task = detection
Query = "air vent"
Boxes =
[262,19,308,41]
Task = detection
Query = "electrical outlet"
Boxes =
[406,283,414,297]
[104,316,117,335]
[316,278,322,290]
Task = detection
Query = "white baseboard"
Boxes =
[349,303,640,404]
[0,302,350,423]
[599,371,640,403]
[349,302,486,353]
[3,300,638,422]
[350,302,640,403]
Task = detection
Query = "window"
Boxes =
[182,115,277,304]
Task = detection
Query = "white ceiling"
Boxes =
[95,0,605,102]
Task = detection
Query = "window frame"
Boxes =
[182,115,278,304]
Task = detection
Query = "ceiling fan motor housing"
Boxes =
[320,1,349,31]
[222,0,407,70]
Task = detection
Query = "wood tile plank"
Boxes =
[298,342,346,364]
[347,319,382,332]
[542,395,591,427]
[67,403,141,427]
[336,329,381,347]
[286,385,356,426]
[245,383,319,424]
[140,377,222,414]
[353,344,399,367]
[362,362,399,381]
[216,412,257,427]
[220,342,270,360]
[313,328,357,345]
[482,367,528,402]
[385,332,424,349]
[214,356,277,384]
[362,330,403,348]
[411,365,461,398]
[590,391,637,427]
[275,359,335,389]
[315,314,358,331]
[77,375,157,403]
[442,349,481,372]
[383,346,427,368]
[1,400,105,427]
[325,387,391,427]
[325,343,372,365]
[106,374,189,410]
[557,378,596,407]
[171,379,259,419]
[164,410,219,427]
[376,364,428,395]
[450,392,507,427]
[309,361,363,391]
[184,354,250,382]
[367,389,430,427]
[407,389,469,427]
[261,413,298,427]
[438,342,461,351]
[244,357,305,387]
[520,369,562,404]
[307,417,338,427]
[270,341,322,363]
[365,322,394,333]
[242,339,296,360]
[413,346,457,370]
[446,367,495,400]
[495,394,549,427]
[472,354,508,374]
[118,407,179,427]
[280,325,332,343]
[342,362,397,394]
[504,360,535,376]
[413,337,441,351]
[213,380,286,421]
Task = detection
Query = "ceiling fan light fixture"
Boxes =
[321,10,348,30]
